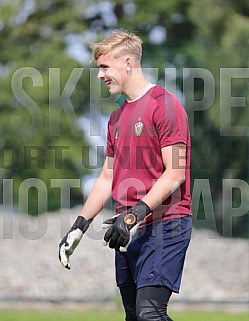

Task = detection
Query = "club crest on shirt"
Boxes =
[135,118,143,137]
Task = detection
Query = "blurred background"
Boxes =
[0,0,249,314]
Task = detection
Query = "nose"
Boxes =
[97,68,105,79]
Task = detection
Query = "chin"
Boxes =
[109,87,122,96]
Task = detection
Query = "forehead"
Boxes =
[97,52,120,67]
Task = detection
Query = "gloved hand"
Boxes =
[59,216,92,270]
[102,200,151,252]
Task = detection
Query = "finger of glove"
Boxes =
[119,223,140,252]
[59,244,71,270]
[102,228,116,247]
[59,235,67,248]
[108,229,121,249]
[119,226,138,252]
[102,216,117,229]
[113,235,127,251]
[103,225,115,246]
[119,236,132,252]
[119,244,129,252]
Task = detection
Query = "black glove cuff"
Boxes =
[131,200,151,222]
[72,216,93,233]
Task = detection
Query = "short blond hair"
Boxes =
[90,30,143,61]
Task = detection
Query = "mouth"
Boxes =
[104,80,112,88]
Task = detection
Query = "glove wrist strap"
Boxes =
[72,216,93,233]
[124,200,151,227]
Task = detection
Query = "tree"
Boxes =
[1,0,248,237]
[0,0,92,214]
[187,0,249,237]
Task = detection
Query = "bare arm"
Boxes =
[79,156,113,220]
[142,143,187,210]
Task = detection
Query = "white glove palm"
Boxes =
[59,228,83,269]
[59,216,92,270]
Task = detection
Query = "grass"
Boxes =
[0,309,249,321]
[172,310,249,321]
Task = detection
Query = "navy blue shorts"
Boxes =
[115,216,192,293]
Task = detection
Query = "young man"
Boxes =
[59,30,192,321]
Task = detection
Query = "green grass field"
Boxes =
[1,309,249,321]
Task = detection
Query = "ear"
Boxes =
[125,57,132,72]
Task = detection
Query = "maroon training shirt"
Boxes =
[106,85,192,225]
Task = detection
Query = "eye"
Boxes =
[99,65,109,72]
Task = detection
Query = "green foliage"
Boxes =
[0,0,248,236]
[186,0,249,237]
[0,0,90,214]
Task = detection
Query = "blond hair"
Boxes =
[90,30,143,61]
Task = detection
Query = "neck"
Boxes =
[124,78,149,101]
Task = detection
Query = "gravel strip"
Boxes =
[1,207,248,305]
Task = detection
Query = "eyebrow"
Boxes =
[99,64,109,68]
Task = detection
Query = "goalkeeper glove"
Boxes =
[59,216,92,270]
[102,200,151,252]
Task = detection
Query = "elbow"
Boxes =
[181,173,186,184]
[177,171,186,186]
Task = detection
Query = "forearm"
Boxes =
[142,169,185,210]
[80,157,113,220]
[142,144,187,210]
[59,157,113,269]
[80,176,112,220]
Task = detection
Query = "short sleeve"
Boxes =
[153,93,189,148]
[106,119,114,157]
